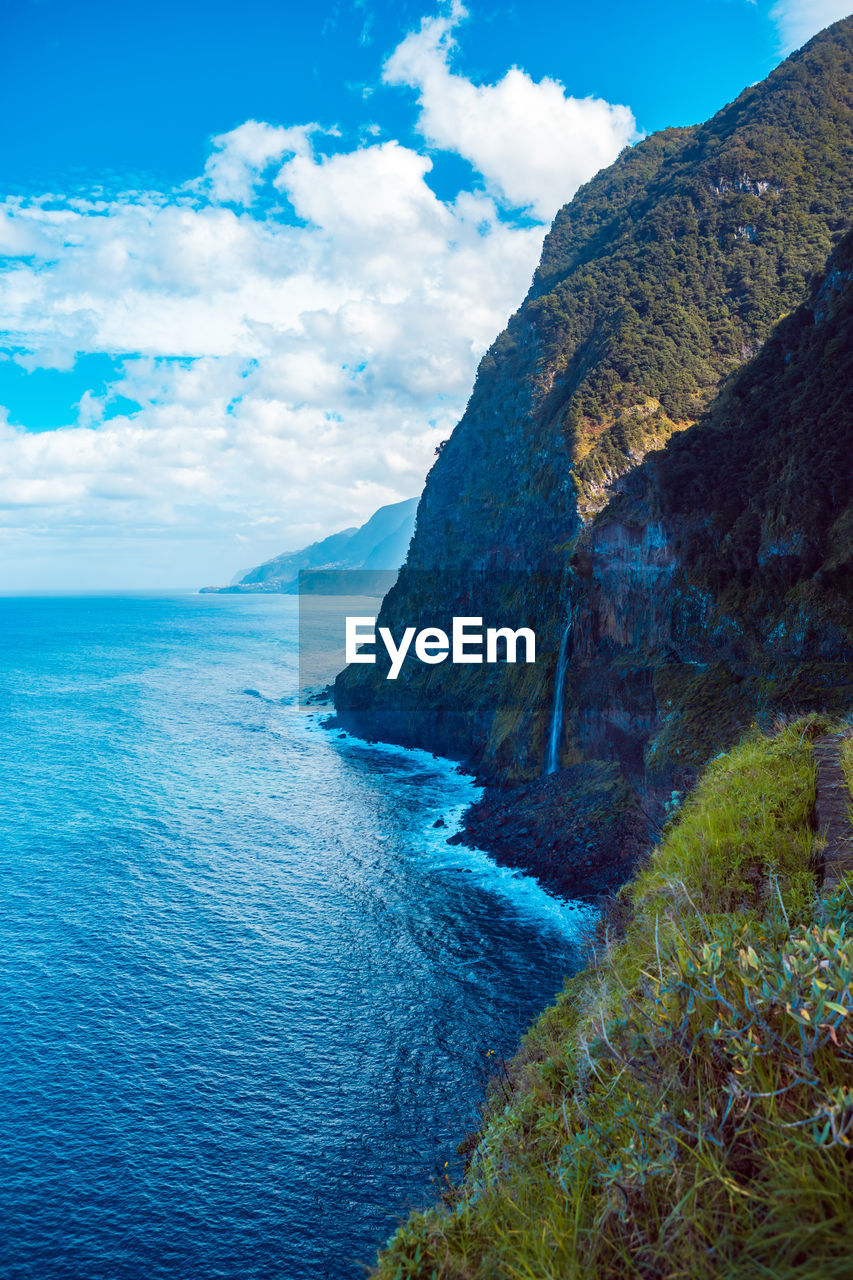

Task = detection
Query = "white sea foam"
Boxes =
[298,712,598,941]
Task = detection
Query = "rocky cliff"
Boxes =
[569,227,853,795]
[335,19,853,894]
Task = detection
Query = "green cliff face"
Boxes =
[569,227,853,792]
[335,18,853,808]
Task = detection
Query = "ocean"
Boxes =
[0,593,592,1280]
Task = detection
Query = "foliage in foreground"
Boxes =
[375,720,853,1279]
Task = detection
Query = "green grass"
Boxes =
[374,718,853,1279]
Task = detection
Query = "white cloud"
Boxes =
[383,2,638,220]
[770,0,852,52]
[277,139,449,241]
[0,6,639,588]
[201,120,320,204]
[0,162,544,582]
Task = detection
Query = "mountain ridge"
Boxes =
[202,496,418,593]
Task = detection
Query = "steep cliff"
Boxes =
[568,227,853,801]
[336,19,853,827]
[381,233,853,897]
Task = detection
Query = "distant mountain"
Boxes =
[201,497,418,593]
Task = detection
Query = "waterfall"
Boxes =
[544,614,572,776]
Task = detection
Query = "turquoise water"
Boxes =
[0,594,592,1279]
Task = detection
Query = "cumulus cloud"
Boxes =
[770,0,852,52]
[383,2,638,220]
[0,5,639,587]
[0,162,543,577]
[201,120,321,204]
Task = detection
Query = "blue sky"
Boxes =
[0,0,849,588]
[1,0,776,194]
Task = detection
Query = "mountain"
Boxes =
[202,497,418,593]
[335,18,853,894]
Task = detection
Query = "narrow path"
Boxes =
[814,734,853,889]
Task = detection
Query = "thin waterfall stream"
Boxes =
[544,610,573,775]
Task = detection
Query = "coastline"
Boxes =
[308,708,600,936]
[323,705,648,903]
[445,766,651,903]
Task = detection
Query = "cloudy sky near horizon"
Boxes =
[0,0,849,589]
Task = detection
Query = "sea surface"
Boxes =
[0,594,593,1280]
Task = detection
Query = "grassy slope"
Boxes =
[375,719,853,1279]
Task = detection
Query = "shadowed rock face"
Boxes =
[569,226,853,802]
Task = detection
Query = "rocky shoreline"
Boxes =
[446,766,651,902]
[324,710,650,901]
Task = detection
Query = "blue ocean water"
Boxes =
[0,594,592,1280]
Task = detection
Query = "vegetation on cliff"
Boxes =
[374,719,853,1279]
[652,227,853,646]
[441,15,853,532]
[337,17,853,785]
[531,17,853,515]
